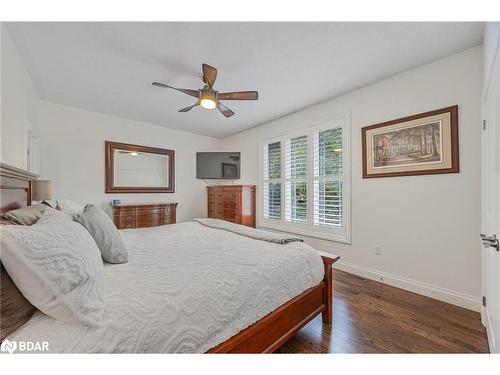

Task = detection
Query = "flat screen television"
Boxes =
[196,152,241,179]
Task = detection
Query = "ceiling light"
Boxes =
[130,152,139,156]
[200,98,216,110]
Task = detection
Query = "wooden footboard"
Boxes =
[208,253,339,353]
[320,252,337,324]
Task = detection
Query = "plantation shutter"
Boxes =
[263,141,281,219]
[313,127,343,228]
[285,135,308,224]
[261,117,349,242]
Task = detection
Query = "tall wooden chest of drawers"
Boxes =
[207,185,256,228]
[113,202,178,229]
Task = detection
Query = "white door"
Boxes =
[482,23,500,353]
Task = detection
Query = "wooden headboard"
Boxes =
[0,163,38,214]
[0,162,38,341]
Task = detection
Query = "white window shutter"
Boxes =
[263,141,281,219]
[285,135,308,224]
[313,128,343,228]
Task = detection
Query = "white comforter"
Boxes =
[8,222,324,353]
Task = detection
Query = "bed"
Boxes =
[0,162,339,353]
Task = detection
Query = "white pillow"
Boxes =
[56,199,85,216]
[0,210,105,326]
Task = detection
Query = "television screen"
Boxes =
[196,152,241,179]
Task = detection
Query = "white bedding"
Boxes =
[8,221,324,353]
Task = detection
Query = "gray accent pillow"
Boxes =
[3,204,54,225]
[74,204,128,264]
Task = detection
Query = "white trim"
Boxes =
[335,260,482,312]
[483,23,500,99]
[258,223,352,244]
[483,306,495,353]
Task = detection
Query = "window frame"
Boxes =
[259,114,351,244]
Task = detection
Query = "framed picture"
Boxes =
[222,163,238,178]
[362,105,459,178]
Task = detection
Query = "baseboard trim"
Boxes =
[483,307,495,353]
[334,261,482,312]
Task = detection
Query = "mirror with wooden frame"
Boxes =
[105,141,175,193]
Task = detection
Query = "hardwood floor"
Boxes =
[277,270,489,353]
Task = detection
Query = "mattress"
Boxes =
[7,221,324,353]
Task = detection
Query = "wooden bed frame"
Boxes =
[0,162,339,353]
[208,253,338,353]
[0,163,37,214]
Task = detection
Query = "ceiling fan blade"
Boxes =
[152,82,199,98]
[202,63,217,89]
[179,103,199,113]
[217,102,235,118]
[218,91,258,101]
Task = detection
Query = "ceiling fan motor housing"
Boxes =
[200,88,218,102]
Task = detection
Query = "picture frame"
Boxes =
[361,105,459,178]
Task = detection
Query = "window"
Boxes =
[261,116,350,243]
[313,128,343,228]
[285,135,308,224]
[263,140,281,220]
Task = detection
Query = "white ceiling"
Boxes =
[7,22,483,138]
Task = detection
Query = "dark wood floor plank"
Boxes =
[277,270,489,354]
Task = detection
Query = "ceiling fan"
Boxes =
[152,63,258,118]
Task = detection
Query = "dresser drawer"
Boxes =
[113,203,177,229]
[223,200,238,209]
[137,208,162,227]
[118,214,136,229]
[223,209,239,220]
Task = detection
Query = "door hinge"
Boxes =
[483,296,487,307]
[483,120,486,130]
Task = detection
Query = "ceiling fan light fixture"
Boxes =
[200,98,216,110]
[153,63,258,117]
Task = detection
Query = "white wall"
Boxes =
[38,101,219,222]
[0,24,40,171]
[219,47,484,311]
